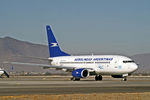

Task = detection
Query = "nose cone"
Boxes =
[131,63,138,72]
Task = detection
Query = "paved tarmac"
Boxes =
[0,76,150,96]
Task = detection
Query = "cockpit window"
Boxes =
[123,60,135,63]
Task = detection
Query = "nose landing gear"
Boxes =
[122,76,127,81]
[122,74,128,81]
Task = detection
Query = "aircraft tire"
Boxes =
[71,77,80,81]
[95,75,102,81]
[123,77,127,81]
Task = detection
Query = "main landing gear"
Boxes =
[95,75,103,81]
[71,77,80,81]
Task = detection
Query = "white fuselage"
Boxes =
[50,55,138,75]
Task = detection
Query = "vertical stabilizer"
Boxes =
[46,25,70,57]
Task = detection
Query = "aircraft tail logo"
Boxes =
[51,43,58,47]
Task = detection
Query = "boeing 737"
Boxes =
[7,25,138,81]
[46,25,138,81]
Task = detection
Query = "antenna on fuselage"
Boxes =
[92,53,94,56]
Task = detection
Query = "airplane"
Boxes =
[45,25,138,81]
[0,68,9,78]
[7,25,138,81]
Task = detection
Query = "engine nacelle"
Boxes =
[111,75,123,78]
[72,68,89,78]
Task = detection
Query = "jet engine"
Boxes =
[72,68,89,78]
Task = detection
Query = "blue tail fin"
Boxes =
[46,25,70,57]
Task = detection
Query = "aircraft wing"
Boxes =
[3,62,76,70]
[3,61,94,71]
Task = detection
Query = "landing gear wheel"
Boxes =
[71,77,80,81]
[122,77,127,81]
[71,77,74,80]
[95,75,103,81]
[74,78,80,81]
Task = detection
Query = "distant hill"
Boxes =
[0,37,50,73]
[0,37,150,73]
[131,53,150,73]
[0,37,49,61]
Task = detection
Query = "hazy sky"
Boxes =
[0,0,150,55]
